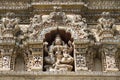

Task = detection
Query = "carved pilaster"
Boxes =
[74,41,89,71]
[28,42,43,71]
[101,44,119,72]
[31,55,43,71]
[0,49,13,71]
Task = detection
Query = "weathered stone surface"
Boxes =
[0,0,120,80]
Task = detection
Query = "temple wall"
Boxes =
[0,71,120,80]
[0,0,120,79]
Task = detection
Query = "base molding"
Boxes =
[0,71,120,80]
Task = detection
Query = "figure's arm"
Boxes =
[68,40,73,53]
[43,42,49,53]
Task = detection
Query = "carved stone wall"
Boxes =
[0,0,120,80]
[0,10,119,72]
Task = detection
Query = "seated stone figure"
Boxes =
[54,48,73,71]
[60,48,73,65]
[44,34,74,71]
[49,34,65,53]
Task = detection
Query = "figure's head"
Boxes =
[63,52,69,58]
[54,35,62,45]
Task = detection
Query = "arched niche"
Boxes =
[43,28,74,46]
[93,50,102,71]
[43,28,75,71]
[14,54,25,71]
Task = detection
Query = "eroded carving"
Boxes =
[43,6,68,26]
[33,56,42,68]
[1,12,19,30]
[44,34,74,71]
[96,12,118,40]
[102,45,118,71]
[2,56,10,69]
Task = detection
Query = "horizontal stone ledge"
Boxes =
[31,2,85,6]
[0,71,120,77]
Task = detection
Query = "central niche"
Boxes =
[43,29,74,71]
[14,54,25,71]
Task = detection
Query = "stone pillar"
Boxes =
[2,56,11,70]
[74,41,89,71]
[0,49,13,71]
[29,42,43,71]
[102,45,119,72]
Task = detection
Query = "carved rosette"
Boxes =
[31,55,43,71]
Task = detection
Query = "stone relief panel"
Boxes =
[2,56,10,69]
[32,56,42,69]
[95,12,118,41]
[1,12,20,38]
[44,34,74,71]
[0,10,119,73]
[101,44,119,72]
[76,52,88,70]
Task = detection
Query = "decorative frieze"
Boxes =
[0,10,119,73]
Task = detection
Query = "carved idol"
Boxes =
[69,14,93,40]
[45,6,68,24]
[51,47,73,71]
[29,14,42,39]
[1,12,19,31]
[72,14,87,28]
[54,48,73,71]
[49,35,65,53]
[97,12,115,30]
[44,34,74,71]
[29,25,39,39]
[30,14,42,29]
